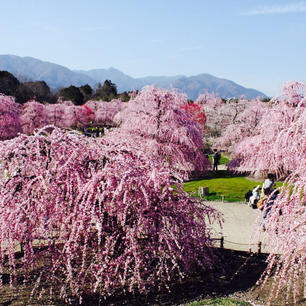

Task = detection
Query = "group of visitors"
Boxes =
[246,173,276,208]
[245,173,279,229]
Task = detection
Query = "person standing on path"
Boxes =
[213,150,220,171]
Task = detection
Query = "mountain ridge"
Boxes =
[0,54,266,99]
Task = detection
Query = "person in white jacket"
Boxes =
[249,185,261,208]
[261,173,275,196]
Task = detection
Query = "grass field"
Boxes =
[208,154,230,165]
[184,172,283,202]
[186,297,250,306]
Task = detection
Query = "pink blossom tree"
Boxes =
[0,126,221,301]
[195,92,223,109]
[44,102,92,129]
[195,92,224,139]
[228,82,306,177]
[213,98,269,153]
[20,100,94,134]
[0,94,22,140]
[272,81,306,106]
[195,93,244,138]
[255,164,306,304]
[195,93,252,151]
[85,99,126,127]
[20,100,47,135]
[111,86,211,180]
[211,83,306,305]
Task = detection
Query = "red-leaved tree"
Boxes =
[180,103,206,129]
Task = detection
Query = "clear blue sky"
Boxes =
[0,0,305,96]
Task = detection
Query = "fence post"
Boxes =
[257,241,262,254]
[220,236,224,249]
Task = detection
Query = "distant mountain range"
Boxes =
[0,55,266,99]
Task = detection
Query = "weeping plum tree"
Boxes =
[255,122,306,305]
[195,93,244,138]
[234,82,306,304]
[255,151,306,304]
[0,94,22,140]
[44,102,93,129]
[19,100,47,135]
[213,98,269,153]
[2,94,125,137]
[20,100,94,134]
[0,126,221,301]
[111,86,211,180]
[228,82,306,177]
[85,99,126,127]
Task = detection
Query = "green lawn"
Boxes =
[186,297,250,306]
[184,174,283,202]
[208,154,230,165]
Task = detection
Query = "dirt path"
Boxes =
[206,201,270,253]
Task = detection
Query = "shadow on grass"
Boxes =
[184,170,255,202]
[0,249,268,306]
[0,248,268,306]
[80,249,268,306]
[192,170,250,181]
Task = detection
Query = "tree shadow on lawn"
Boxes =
[81,248,268,306]
[192,170,250,181]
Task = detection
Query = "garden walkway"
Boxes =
[206,201,271,253]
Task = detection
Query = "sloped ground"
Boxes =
[0,248,268,306]
[0,201,299,306]
[206,201,269,253]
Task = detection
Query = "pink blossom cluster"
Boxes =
[272,81,306,107]
[20,101,94,134]
[195,92,223,109]
[0,95,126,139]
[0,94,22,140]
[0,88,209,180]
[213,99,269,153]
[195,94,247,138]
[222,81,306,303]
[256,169,306,304]
[85,99,126,126]
[110,86,211,180]
[227,82,306,177]
[0,126,220,300]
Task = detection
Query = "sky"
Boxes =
[0,0,305,97]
